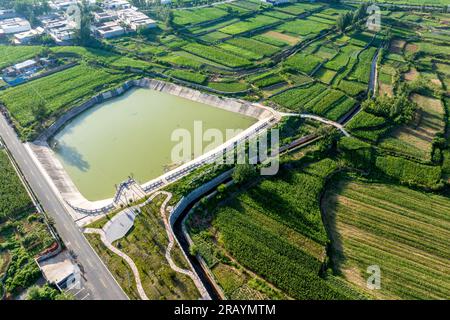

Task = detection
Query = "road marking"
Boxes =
[81,293,90,300]
[72,288,85,296]
[100,278,108,289]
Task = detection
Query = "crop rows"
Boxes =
[226,37,280,56]
[324,96,357,121]
[324,179,450,299]
[277,19,330,36]
[173,7,229,26]
[348,47,377,83]
[0,151,34,221]
[182,43,251,67]
[219,15,279,35]
[304,89,346,115]
[271,83,326,111]
[206,158,352,299]
[0,64,132,138]
[285,53,323,75]
[375,156,442,189]
[168,69,207,84]
[0,45,44,69]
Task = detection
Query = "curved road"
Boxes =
[0,114,128,300]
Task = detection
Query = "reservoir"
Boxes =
[50,88,256,200]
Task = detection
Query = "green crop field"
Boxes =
[348,47,377,84]
[173,7,229,26]
[0,150,54,297]
[0,64,133,139]
[168,69,207,84]
[277,18,330,36]
[271,83,327,111]
[182,43,252,68]
[322,177,450,299]
[219,15,279,35]
[188,157,363,299]
[0,45,44,69]
[0,151,34,221]
[226,37,280,57]
[275,2,324,16]
[285,53,323,75]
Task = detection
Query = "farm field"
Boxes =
[1,0,449,302]
[182,43,252,68]
[172,7,229,26]
[0,64,134,139]
[0,46,44,69]
[322,177,450,300]
[187,156,364,300]
[0,150,54,298]
[379,94,445,161]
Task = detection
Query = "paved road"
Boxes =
[0,114,128,300]
[280,113,351,137]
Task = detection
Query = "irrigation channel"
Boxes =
[170,46,381,300]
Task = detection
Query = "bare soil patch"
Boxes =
[389,39,406,54]
[378,83,393,97]
[405,43,419,53]
[404,67,419,82]
[263,31,299,45]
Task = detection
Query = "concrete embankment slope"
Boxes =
[140,78,273,120]
[27,78,277,217]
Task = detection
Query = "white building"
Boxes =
[0,17,31,34]
[117,8,156,31]
[93,11,118,23]
[103,0,132,10]
[41,15,77,43]
[94,21,125,38]
[13,27,44,44]
[0,9,16,19]
[49,0,78,11]
[261,0,290,5]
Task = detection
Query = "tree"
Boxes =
[27,284,72,300]
[232,164,257,185]
[32,100,46,121]
[74,1,94,46]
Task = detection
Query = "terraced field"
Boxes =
[0,45,44,69]
[188,157,363,299]
[0,63,133,139]
[322,178,450,300]
[379,94,445,161]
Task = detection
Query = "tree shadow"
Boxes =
[56,142,90,172]
[321,178,349,276]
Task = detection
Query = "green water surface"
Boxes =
[51,88,256,200]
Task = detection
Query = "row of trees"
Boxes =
[336,3,369,32]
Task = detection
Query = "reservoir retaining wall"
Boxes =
[37,78,272,142]
[29,78,278,216]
